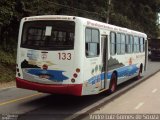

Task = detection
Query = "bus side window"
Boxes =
[110,32,116,55]
[134,36,139,53]
[125,35,129,53]
[85,28,100,57]
[130,35,134,53]
[140,37,144,52]
[121,34,125,54]
[126,34,132,53]
[116,33,121,54]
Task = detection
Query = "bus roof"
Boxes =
[22,15,147,38]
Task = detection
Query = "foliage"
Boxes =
[0,63,15,83]
[111,0,160,37]
[0,50,16,83]
[0,50,16,65]
[0,0,15,26]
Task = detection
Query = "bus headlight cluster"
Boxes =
[71,68,80,83]
[16,64,21,77]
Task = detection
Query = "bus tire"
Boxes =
[109,73,117,94]
[136,65,143,80]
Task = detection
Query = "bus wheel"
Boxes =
[109,73,117,94]
[136,66,142,80]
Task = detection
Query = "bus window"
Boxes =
[86,29,92,42]
[117,33,121,54]
[125,35,129,53]
[130,35,134,53]
[121,34,125,54]
[21,21,75,50]
[110,32,116,55]
[85,28,100,57]
[116,33,125,54]
[92,29,99,43]
[134,36,139,53]
[140,37,144,52]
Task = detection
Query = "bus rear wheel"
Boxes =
[136,65,142,80]
[109,73,117,94]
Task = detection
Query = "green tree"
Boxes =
[0,0,16,51]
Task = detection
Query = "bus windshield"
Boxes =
[21,20,75,50]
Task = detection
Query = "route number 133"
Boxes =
[58,53,71,60]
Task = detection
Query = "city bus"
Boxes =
[16,15,148,96]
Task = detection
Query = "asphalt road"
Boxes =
[0,61,160,120]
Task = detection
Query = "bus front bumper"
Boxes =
[16,77,82,96]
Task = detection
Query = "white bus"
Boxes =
[16,15,147,96]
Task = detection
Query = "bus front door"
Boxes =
[101,35,108,90]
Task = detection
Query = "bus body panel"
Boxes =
[81,27,111,95]
[80,19,147,95]
[18,48,76,84]
[16,16,84,95]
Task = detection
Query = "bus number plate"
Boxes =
[58,53,71,60]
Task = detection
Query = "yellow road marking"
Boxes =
[0,93,43,106]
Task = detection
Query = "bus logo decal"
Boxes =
[27,50,39,60]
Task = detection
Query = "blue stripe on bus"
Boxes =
[88,64,139,84]
[27,69,69,81]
